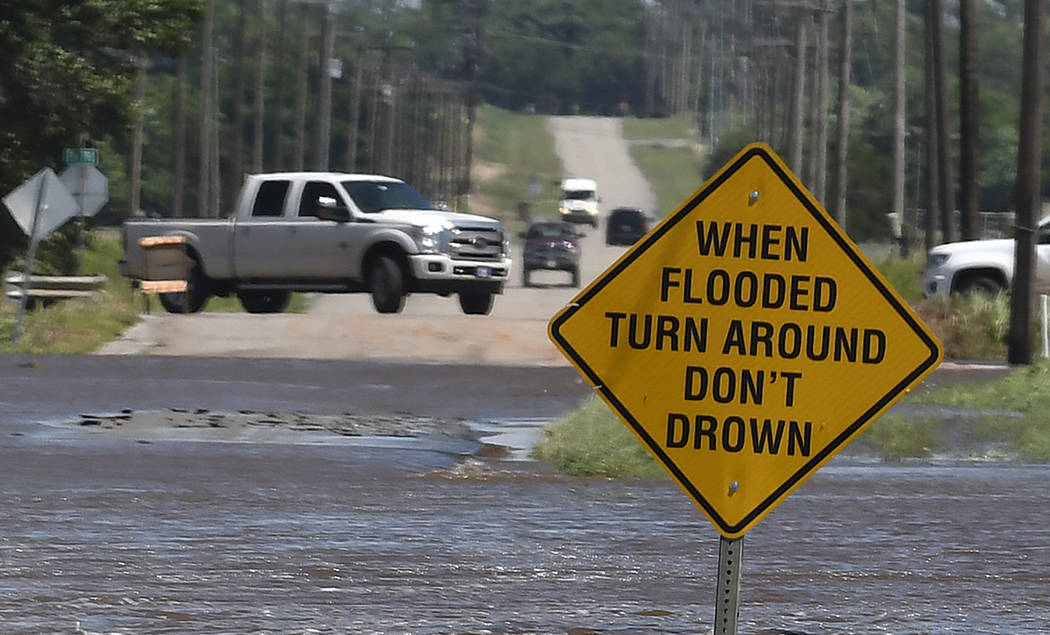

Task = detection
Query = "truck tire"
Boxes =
[522,268,531,287]
[368,255,406,314]
[571,266,580,288]
[238,290,291,313]
[459,290,494,315]
[956,274,1003,296]
[159,257,210,314]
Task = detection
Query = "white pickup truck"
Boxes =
[119,172,512,314]
[922,218,1050,297]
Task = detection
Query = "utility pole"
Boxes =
[459,0,489,206]
[252,0,266,173]
[316,1,335,170]
[959,0,981,241]
[831,0,852,229]
[930,0,956,243]
[892,0,907,254]
[1008,0,1046,365]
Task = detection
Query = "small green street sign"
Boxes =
[64,148,99,165]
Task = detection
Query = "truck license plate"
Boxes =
[475,266,492,278]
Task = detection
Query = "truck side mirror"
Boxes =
[317,196,351,222]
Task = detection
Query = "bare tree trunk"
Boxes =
[923,8,939,251]
[271,0,287,170]
[316,1,334,170]
[129,54,147,216]
[293,4,309,171]
[210,46,221,217]
[831,0,852,228]
[691,23,707,132]
[198,0,214,217]
[460,0,487,201]
[1008,0,1046,365]
[367,66,380,173]
[892,0,907,253]
[346,57,362,172]
[813,1,829,204]
[251,0,266,174]
[790,14,806,175]
[230,3,247,206]
[173,54,187,218]
[930,0,956,243]
[644,13,656,117]
[959,0,980,240]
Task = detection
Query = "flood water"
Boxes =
[1,355,1045,634]
[2,431,1048,634]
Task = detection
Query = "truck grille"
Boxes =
[450,226,505,261]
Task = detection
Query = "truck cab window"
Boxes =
[251,180,290,217]
[299,182,344,218]
[342,180,432,213]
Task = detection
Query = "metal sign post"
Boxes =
[714,536,744,635]
[11,175,49,344]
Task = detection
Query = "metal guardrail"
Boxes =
[3,271,107,304]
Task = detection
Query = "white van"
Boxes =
[558,178,600,227]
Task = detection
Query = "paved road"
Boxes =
[99,116,657,364]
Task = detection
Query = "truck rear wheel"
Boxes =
[459,290,494,315]
[368,255,406,314]
[238,290,291,313]
[159,256,210,314]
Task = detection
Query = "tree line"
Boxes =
[1,1,1045,281]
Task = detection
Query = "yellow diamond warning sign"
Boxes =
[548,143,942,539]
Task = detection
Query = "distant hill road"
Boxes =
[98,116,649,365]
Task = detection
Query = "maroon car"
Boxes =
[520,221,582,287]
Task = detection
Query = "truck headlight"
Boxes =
[410,224,448,254]
[927,253,950,268]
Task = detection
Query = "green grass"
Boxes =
[621,116,696,141]
[872,252,924,304]
[628,144,705,219]
[1,232,140,354]
[474,104,563,237]
[535,359,1050,473]
[0,230,310,353]
[532,395,664,478]
[621,116,705,219]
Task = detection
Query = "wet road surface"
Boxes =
[2,353,1047,634]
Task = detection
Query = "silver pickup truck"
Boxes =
[120,172,512,314]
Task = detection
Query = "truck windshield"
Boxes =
[563,190,595,201]
[342,181,433,213]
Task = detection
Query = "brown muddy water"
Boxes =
[1,355,1046,634]
[3,422,1048,634]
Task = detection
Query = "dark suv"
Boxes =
[520,221,582,287]
[605,207,651,246]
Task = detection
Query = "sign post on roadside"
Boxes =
[548,143,942,633]
[60,150,109,274]
[3,167,81,343]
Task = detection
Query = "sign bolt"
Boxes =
[748,190,760,204]
[728,480,740,496]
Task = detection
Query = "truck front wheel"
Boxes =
[368,255,406,314]
[955,274,1004,296]
[459,290,494,315]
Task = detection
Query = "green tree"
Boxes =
[0,0,201,270]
